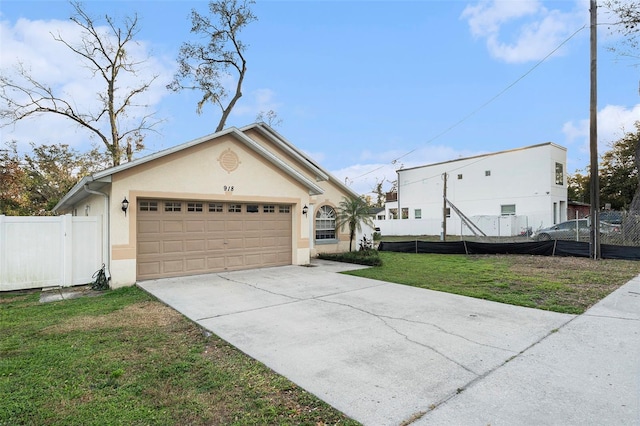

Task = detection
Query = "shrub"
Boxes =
[317,249,382,266]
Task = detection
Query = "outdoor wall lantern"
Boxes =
[302,204,308,216]
[121,197,129,216]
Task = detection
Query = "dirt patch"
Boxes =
[43,301,182,334]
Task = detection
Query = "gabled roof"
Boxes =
[243,123,359,199]
[55,123,355,212]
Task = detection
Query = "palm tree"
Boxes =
[336,196,374,252]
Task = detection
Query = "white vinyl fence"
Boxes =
[374,215,535,238]
[0,215,102,291]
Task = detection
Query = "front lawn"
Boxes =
[345,252,640,314]
[0,287,359,426]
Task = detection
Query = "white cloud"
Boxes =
[232,88,282,119]
[0,17,173,152]
[461,0,586,63]
[333,144,485,196]
[562,103,640,170]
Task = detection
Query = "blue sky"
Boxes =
[1,0,639,196]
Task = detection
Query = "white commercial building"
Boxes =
[375,143,568,237]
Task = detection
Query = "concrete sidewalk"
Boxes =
[138,260,639,425]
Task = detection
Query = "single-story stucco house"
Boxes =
[54,123,364,288]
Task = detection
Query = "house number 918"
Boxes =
[224,185,234,192]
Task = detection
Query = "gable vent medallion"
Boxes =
[218,148,240,173]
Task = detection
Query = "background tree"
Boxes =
[0,1,160,166]
[604,0,640,58]
[0,143,29,215]
[0,141,109,215]
[23,143,111,214]
[256,109,282,127]
[336,196,374,252]
[599,122,639,210]
[371,179,386,208]
[567,170,590,204]
[169,0,257,132]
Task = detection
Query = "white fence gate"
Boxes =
[0,215,102,291]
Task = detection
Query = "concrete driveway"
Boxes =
[138,259,639,426]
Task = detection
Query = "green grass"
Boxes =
[345,252,640,314]
[0,287,359,426]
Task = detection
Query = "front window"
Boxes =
[401,208,409,219]
[414,209,422,219]
[315,205,336,240]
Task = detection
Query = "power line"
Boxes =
[351,24,588,183]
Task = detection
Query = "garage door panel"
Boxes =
[244,237,262,248]
[226,255,245,268]
[207,239,225,250]
[185,258,206,271]
[207,257,225,269]
[163,220,184,233]
[163,240,184,254]
[206,220,225,231]
[245,254,264,266]
[185,240,205,252]
[137,200,291,280]
[226,220,243,231]
[138,261,160,276]
[138,241,160,255]
[138,221,160,234]
[186,220,205,232]
[244,221,262,231]
[225,238,244,249]
[163,260,184,273]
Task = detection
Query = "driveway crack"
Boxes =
[216,274,303,301]
[317,298,481,376]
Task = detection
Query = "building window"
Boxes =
[457,174,463,180]
[263,205,275,213]
[228,204,242,213]
[401,208,409,219]
[485,170,491,177]
[279,205,291,213]
[315,205,336,240]
[445,207,451,218]
[139,201,158,212]
[555,162,564,185]
[501,204,516,216]
[164,201,181,212]
[208,203,223,212]
[187,202,203,212]
[414,209,422,219]
[246,204,259,213]
[389,208,398,219]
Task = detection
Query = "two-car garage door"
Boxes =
[137,199,292,280]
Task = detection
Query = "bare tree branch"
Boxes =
[0,1,161,166]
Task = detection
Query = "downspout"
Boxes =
[83,184,111,281]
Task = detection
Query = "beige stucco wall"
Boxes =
[64,130,358,288]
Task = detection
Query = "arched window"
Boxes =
[315,205,336,240]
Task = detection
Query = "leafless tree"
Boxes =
[168,0,257,132]
[0,2,160,166]
[256,109,282,127]
[604,0,640,65]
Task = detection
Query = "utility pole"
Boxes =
[589,0,601,259]
[442,173,448,241]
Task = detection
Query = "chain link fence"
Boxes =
[462,211,640,247]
